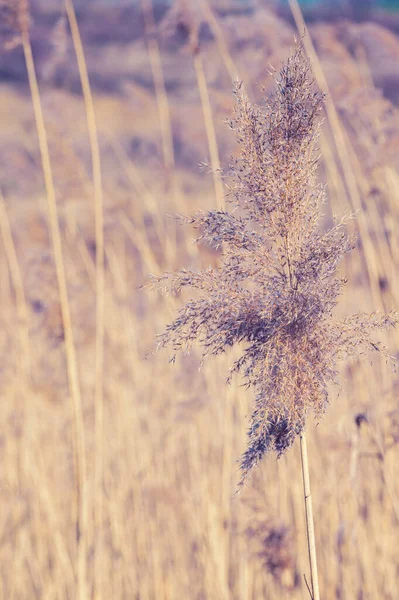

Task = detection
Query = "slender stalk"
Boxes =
[300,431,320,600]
[64,2,105,598]
[20,23,88,600]
[193,51,225,209]
[142,0,188,262]
[0,188,30,378]
[199,0,240,82]
[142,0,175,173]
[288,0,384,308]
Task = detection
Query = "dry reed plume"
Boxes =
[154,42,397,485]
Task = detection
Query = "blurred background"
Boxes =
[0,0,398,598]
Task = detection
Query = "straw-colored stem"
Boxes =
[21,27,88,600]
[64,1,105,598]
[142,0,175,173]
[0,189,30,378]
[199,0,240,82]
[193,52,224,209]
[141,0,189,262]
[300,431,320,600]
[288,0,383,309]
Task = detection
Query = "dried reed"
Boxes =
[154,41,397,598]
[64,1,105,598]
[2,1,89,597]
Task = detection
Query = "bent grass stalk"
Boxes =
[152,42,397,597]
[11,1,88,597]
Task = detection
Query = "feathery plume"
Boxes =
[153,42,397,485]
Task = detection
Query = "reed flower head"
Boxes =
[153,42,397,485]
[0,0,30,43]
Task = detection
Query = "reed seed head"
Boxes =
[153,42,398,486]
[0,0,30,42]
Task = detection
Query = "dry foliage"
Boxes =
[1,1,399,597]
[154,43,398,484]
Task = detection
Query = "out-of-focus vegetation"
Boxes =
[0,1,398,598]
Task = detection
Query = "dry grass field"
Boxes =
[0,0,398,598]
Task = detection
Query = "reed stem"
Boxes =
[300,430,320,600]
[21,21,88,600]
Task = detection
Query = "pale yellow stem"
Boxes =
[21,27,88,600]
[64,1,105,598]
[300,431,320,600]
[142,0,175,172]
[288,0,384,308]
[0,189,31,378]
[194,52,225,209]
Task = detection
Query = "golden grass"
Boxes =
[0,2,398,599]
